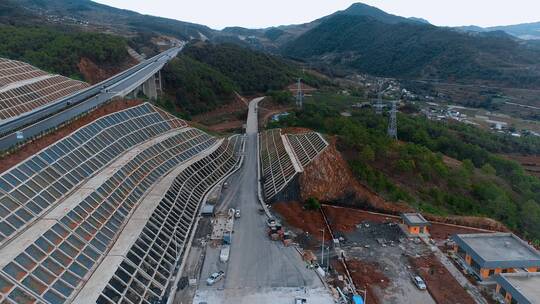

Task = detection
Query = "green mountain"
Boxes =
[1,0,216,40]
[216,3,427,52]
[459,22,540,40]
[283,14,540,88]
[327,3,418,24]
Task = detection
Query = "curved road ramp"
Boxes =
[192,98,333,304]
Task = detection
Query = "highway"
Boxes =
[194,97,332,304]
[0,44,183,151]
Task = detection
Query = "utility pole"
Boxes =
[320,228,325,272]
[296,78,304,109]
[387,100,398,140]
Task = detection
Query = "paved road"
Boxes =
[0,46,182,150]
[194,97,331,303]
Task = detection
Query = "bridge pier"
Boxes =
[140,72,162,100]
[142,74,158,100]
[156,71,162,95]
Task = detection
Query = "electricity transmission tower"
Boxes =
[375,91,383,115]
[374,80,384,115]
[387,101,398,140]
[296,78,304,108]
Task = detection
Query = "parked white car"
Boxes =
[206,271,225,286]
[412,275,427,290]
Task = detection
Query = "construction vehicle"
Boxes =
[223,232,232,245]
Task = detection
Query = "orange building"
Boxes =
[494,272,540,304]
[451,233,540,281]
[401,213,430,235]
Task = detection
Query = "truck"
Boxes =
[223,231,232,245]
[220,245,230,263]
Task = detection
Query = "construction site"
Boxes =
[1,24,540,304]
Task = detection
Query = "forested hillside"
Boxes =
[270,97,540,243]
[162,42,328,116]
[184,43,325,94]
[283,15,540,88]
[0,26,129,80]
[162,56,237,116]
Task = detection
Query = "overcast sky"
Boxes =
[95,0,540,30]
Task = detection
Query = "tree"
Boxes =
[360,145,375,162]
[520,200,540,241]
[462,159,475,174]
[481,163,496,175]
[305,197,321,210]
[268,90,293,104]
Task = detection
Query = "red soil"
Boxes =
[205,120,244,133]
[410,255,476,304]
[323,205,490,240]
[505,154,540,178]
[299,137,412,214]
[281,127,314,134]
[192,93,248,131]
[299,136,508,233]
[333,259,389,304]
[78,57,137,84]
[322,205,398,233]
[429,222,494,241]
[0,99,143,174]
[272,201,329,241]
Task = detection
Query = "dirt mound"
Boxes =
[410,255,476,304]
[0,99,143,174]
[273,201,328,241]
[299,137,411,213]
[78,57,136,84]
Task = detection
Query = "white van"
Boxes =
[220,245,230,263]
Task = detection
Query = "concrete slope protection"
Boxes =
[259,128,328,202]
[0,44,183,151]
[0,102,243,304]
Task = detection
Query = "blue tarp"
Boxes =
[352,295,364,304]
